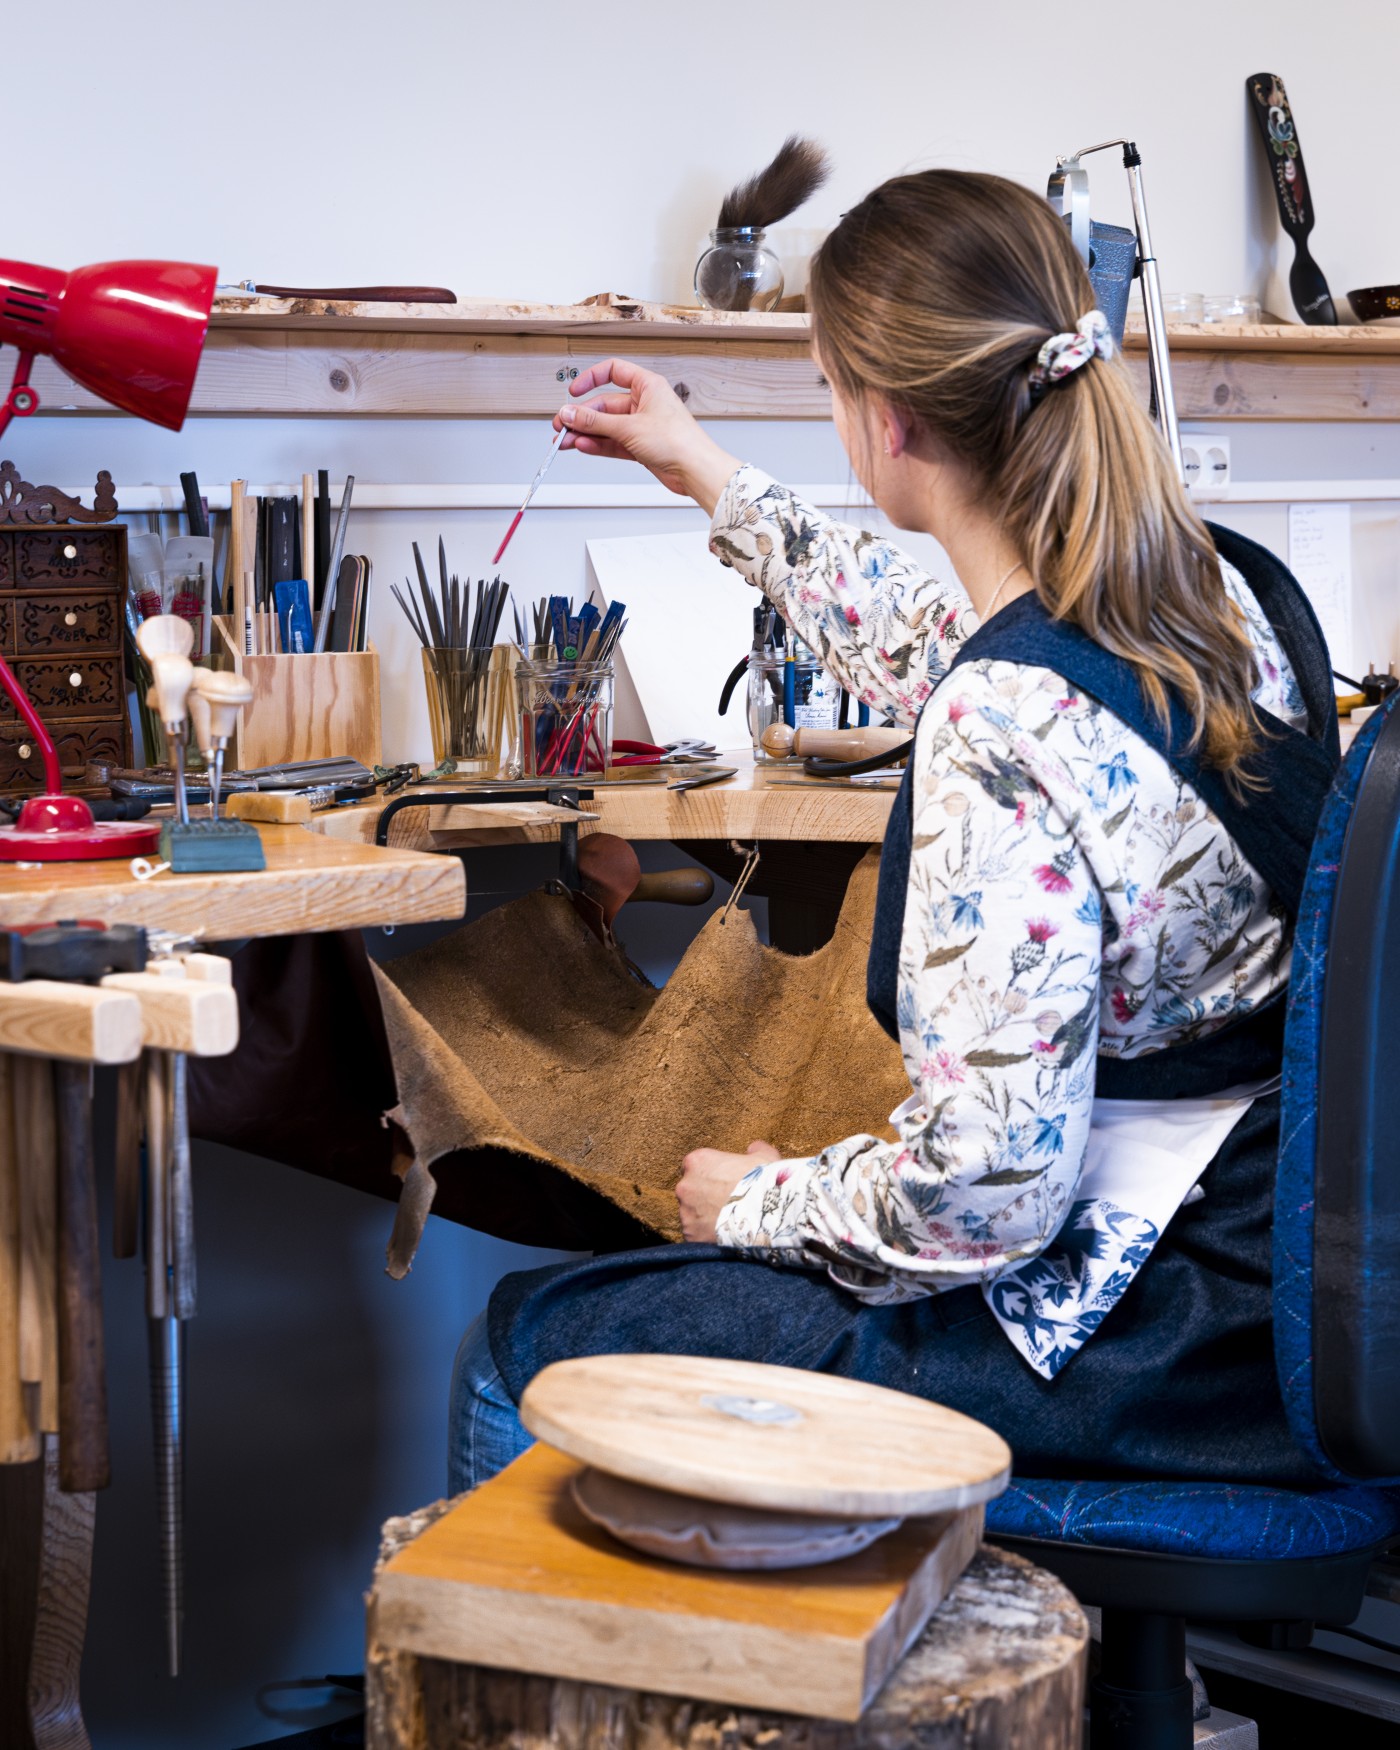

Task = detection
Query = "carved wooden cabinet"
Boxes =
[0,524,129,793]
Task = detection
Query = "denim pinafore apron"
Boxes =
[487,527,1339,1485]
[867,524,1340,1099]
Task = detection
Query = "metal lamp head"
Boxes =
[0,257,216,439]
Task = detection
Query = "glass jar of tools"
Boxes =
[748,643,842,759]
[421,645,517,776]
[516,657,615,779]
[694,228,785,312]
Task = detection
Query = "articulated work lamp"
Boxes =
[0,256,217,858]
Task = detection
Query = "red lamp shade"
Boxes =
[0,254,217,858]
[0,256,217,437]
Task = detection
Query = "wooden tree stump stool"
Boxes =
[366,1497,1088,1750]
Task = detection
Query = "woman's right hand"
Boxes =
[555,358,742,515]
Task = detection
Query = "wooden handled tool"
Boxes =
[100,951,238,1673]
[113,1058,142,1259]
[189,669,254,819]
[0,1053,38,1466]
[633,869,716,906]
[574,836,717,940]
[0,960,142,1495]
[15,1058,57,1433]
[760,723,910,762]
[54,1062,109,1493]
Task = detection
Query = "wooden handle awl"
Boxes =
[632,869,716,906]
[55,1062,109,1492]
[761,724,910,762]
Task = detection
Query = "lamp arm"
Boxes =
[0,655,61,795]
[0,350,39,445]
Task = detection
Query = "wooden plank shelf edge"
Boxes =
[26,301,1400,421]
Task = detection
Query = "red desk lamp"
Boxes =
[0,256,217,858]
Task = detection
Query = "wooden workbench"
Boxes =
[0,824,464,1750]
[0,824,465,937]
[314,758,896,854]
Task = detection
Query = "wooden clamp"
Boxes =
[0,981,142,1067]
[99,970,238,1057]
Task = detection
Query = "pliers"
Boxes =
[611,738,718,766]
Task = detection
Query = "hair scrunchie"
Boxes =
[1029,310,1113,398]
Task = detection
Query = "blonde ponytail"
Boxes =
[809,171,1260,781]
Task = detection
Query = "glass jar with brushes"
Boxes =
[513,593,628,778]
[394,540,514,776]
[421,644,516,776]
[516,658,614,778]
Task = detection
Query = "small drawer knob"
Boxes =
[68,671,82,688]
[63,611,77,627]
[62,544,77,560]
[18,744,32,760]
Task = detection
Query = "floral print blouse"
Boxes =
[709,465,1305,1378]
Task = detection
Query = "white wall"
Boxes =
[8,7,1400,1744]
[7,0,1397,315]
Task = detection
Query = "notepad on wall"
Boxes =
[586,530,757,751]
[1288,504,1354,679]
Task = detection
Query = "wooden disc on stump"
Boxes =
[519,1355,1012,1517]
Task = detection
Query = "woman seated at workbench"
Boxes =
[451,169,1333,1490]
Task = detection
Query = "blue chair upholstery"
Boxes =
[988,696,1400,1748]
[991,1477,1400,1562]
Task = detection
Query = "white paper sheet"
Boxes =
[1288,503,1354,678]
[585,530,758,751]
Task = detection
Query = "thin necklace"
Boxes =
[981,561,1025,621]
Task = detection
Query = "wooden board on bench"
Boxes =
[372,1442,984,1722]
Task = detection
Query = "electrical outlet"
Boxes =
[1182,434,1231,495]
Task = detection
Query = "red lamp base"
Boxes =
[0,793,161,861]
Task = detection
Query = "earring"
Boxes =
[883,440,890,455]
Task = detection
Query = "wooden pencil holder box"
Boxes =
[213,616,382,770]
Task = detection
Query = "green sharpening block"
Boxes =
[159,819,267,872]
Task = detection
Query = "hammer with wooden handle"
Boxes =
[0,979,142,1488]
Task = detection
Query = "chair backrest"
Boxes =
[1276,694,1400,1483]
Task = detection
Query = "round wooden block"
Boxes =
[519,1355,1011,1517]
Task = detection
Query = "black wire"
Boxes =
[1324,1623,1400,1657]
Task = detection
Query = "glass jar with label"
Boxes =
[748,649,842,759]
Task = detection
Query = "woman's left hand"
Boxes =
[677,1141,781,1242]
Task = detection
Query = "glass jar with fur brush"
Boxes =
[693,136,829,313]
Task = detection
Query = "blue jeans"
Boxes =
[474,1095,1315,1487]
[448,1312,534,1494]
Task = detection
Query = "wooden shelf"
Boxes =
[28,297,1400,422]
